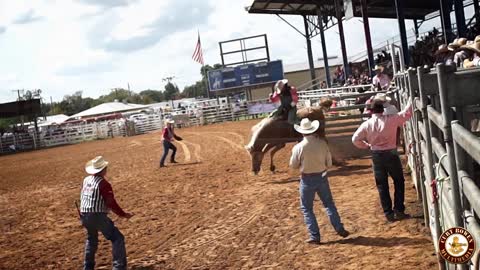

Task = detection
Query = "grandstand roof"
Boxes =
[68,101,149,120]
[247,0,440,20]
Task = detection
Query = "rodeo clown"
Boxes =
[79,156,133,270]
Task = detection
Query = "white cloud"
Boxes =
[12,9,44,24]
[0,0,461,104]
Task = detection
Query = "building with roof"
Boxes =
[283,56,343,88]
[67,101,150,120]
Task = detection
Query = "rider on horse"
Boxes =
[269,79,299,125]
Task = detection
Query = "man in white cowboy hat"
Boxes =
[352,99,413,222]
[290,118,349,244]
[269,79,299,125]
[160,119,182,167]
[372,65,391,90]
[461,35,480,68]
[79,156,133,270]
[373,93,398,115]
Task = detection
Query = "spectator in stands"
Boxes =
[448,38,469,67]
[375,50,391,65]
[409,27,443,67]
[334,66,345,84]
[290,118,349,244]
[372,65,391,90]
[352,99,413,222]
[360,73,371,85]
[160,119,182,167]
[269,79,299,125]
[320,81,327,89]
[79,156,134,270]
[461,36,480,68]
[434,44,450,65]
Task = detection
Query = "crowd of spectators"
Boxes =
[328,50,392,89]
[409,22,480,68]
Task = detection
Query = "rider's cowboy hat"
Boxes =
[274,79,289,94]
[294,118,320,135]
[448,37,468,51]
[460,35,480,55]
[85,156,109,174]
[164,119,175,124]
[434,44,449,55]
[372,65,384,72]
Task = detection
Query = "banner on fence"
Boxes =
[247,101,276,115]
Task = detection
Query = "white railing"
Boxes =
[298,84,372,100]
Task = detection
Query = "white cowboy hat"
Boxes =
[85,156,109,174]
[461,35,480,55]
[373,93,392,103]
[274,79,289,94]
[164,119,175,124]
[294,118,320,135]
[372,65,384,72]
[448,37,468,51]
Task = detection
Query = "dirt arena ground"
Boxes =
[0,119,438,269]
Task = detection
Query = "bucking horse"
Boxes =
[245,99,333,175]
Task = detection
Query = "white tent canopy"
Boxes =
[38,114,69,127]
[68,101,150,120]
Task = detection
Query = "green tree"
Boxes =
[201,64,222,81]
[164,82,180,101]
[139,89,164,102]
[182,63,222,98]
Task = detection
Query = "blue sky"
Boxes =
[0,0,464,103]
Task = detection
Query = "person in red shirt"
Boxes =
[160,119,182,167]
[79,156,133,270]
[269,79,299,124]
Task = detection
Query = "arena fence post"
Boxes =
[417,66,445,269]
[436,64,465,230]
[407,68,429,227]
[32,129,37,150]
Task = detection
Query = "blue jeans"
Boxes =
[299,173,344,241]
[80,213,127,270]
[371,149,405,216]
[160,140,177,166]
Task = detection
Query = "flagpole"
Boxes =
[194,30,210,99]
[203,63,210,99]
[200,30,209,99]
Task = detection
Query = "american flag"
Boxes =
[192,32,204,65]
